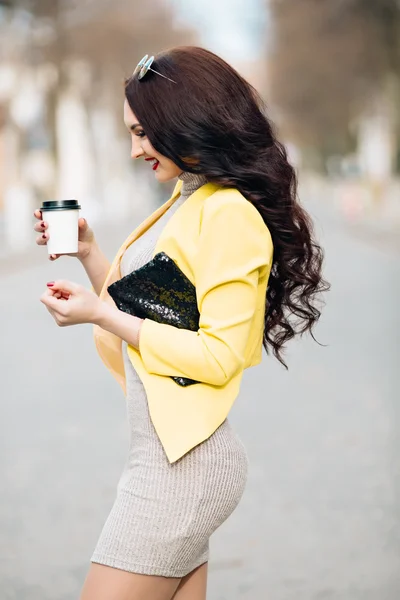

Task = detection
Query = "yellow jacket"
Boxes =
[93,179,273,463]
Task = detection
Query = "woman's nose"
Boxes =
[131,141,144,159]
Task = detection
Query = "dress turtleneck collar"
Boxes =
[178,172,208,198]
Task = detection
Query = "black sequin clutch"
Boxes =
[107,252,200,387]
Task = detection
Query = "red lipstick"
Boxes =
[145,157,160,171]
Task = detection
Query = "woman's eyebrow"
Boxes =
[129,123,141,131]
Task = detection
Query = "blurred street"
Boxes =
[1,199,399,600]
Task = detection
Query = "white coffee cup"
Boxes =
[41,199,81,255]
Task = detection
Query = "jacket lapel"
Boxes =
[93,178,221,395]
[93,179,183,394]
[99,179,183,297]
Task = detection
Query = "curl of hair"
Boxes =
[125,46,330,367]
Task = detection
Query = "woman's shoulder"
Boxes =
[202,186,272,245]
[204,186,263,220]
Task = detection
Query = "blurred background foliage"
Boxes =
[268,0,400,173]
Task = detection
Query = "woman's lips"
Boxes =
[145,157,160,171]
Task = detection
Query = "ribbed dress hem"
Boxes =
[90,552,209,578]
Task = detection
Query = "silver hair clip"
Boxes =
[133,55,177,84]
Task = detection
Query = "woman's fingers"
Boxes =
[53,291,69,299]
[34,220,47,233]
[34,209,57,259]
[34,210,48,248]
[36,233,48,246]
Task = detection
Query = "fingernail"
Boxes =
[42,234,46,239]
[41,222,45,228]
[47,282,54,287]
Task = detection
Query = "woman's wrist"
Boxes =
[95,302,143,349]
[79,242,111,296]
[78,239,99,263]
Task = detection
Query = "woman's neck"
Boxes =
[178,172,207,198]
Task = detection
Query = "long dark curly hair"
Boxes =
[125,46,329,368]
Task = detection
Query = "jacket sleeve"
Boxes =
[138,195,273,386]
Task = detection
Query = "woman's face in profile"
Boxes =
[124,100,182,183]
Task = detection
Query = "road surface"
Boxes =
[0,201,399,599]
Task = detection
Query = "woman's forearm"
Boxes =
[79,242,111,296]
[96,302,143,348]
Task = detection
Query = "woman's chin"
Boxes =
[155,168,178,183]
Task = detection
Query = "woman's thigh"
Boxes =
[79,563,182,600]
[172,563,208,600]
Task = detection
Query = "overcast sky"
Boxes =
[171,0,267,64]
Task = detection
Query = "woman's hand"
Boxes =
[41,280,144,349]
[40,280,104,326]
[33,210,96,261]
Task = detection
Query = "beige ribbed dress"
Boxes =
[91,173,249,577]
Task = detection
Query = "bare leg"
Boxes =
[172,563,208,600]
[79,563,182,600]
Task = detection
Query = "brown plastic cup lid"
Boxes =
[41,199,81,211]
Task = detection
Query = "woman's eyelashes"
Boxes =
[136,130,146,138]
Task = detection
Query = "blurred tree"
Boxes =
[19,0,195,117]
[268,0,400,170]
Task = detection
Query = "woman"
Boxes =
[35,47,328,600]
